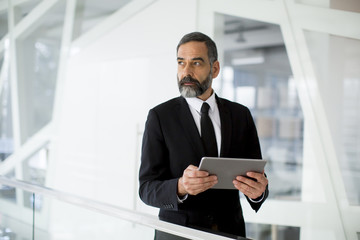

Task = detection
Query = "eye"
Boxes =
[178,61,184,66]
[193,62,200,66]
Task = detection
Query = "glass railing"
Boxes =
[0,176,249,240]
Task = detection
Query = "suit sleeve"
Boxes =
[243,107,269,212]
[138,109,180,211]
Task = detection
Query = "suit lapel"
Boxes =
[216,95,232,157]
[177,97,206,158]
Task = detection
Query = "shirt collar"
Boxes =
[185,92,216,114]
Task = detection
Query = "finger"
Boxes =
[233,173,267,199]
[182,175,218,192]
[246,172,268,187]
[235,175,261,189]
[183,175,218,186]
[184,168,209,178]
[233,180,261,198]
[186,165,198,170]
[245,172,263,181]
[234,175,264,193]
[186,178,218,195]
[233,180,253,194]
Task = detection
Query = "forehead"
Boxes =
[177,41,208,59]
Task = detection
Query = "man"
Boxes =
[139,32,268,239]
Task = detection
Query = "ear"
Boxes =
[211,60,220,79]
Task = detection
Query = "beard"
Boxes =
[177,72,212,98]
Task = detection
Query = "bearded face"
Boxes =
[178,72,212,98]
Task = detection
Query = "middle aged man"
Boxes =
[139,32,269,240]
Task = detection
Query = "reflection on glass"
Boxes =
[14,0,42,24]
[0,187,34,239]
[22,147,48,185]
[0,171,16,203]
[304,31,360,205]
[72,0,132,40]
[16,1,66,144]
[330,0,360,13]
[246,223,300,240]
[22,147,48,210]
[0,184,16,203]
[295,0,360,13]
[0,50,13,161]
[36,192,154,240]
[0,11,8,40]
[215,14,304,200]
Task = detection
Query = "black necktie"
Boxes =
[200,102,218,157]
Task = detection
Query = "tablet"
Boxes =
[198,157,267,189]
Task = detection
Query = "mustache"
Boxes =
[179,76,201,87]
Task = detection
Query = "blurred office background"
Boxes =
[0,0,359,239]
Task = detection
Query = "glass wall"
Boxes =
[0,171,16,204]
[13,0,42,24]
[0,48,13,162]
[0,186,33,240]
[72,0,132,40]
[16,1,66,144]
[0,10,8,39]
[0,180,238,240]
[246,223,300,240]
[214,14,304,201]
[296,0,360,13]
[1,0,360,240]
[304,30,360,205]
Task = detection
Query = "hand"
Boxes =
[178,165,218,196]
[233,171,268,199]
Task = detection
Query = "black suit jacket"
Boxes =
[139,95,268,237]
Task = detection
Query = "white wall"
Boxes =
[49,0,197,231]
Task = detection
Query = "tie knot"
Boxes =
[201,102,210,114]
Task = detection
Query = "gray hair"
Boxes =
[177,32,218,65]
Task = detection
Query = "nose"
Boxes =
[180,64,194,79]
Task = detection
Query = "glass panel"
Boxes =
[246,223,300,240]
[37,193,155,240]
[0,48,13,162]
[295,0,360,13]
[304,31,360,205]
[0,171,16,203]
[0,185,16,204]
[22,147,48,185]
[215,14,304,200]
[21,147,48,210]
[0,187,34,239]
[14,0,42,24]
[330,0,360,13]
[72,0,132,40]
[16,1,65,144]
[295,0,330,8]
[0,10,8,40]
[1,181,249,240]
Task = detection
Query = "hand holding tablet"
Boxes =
[198,157,267,189]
